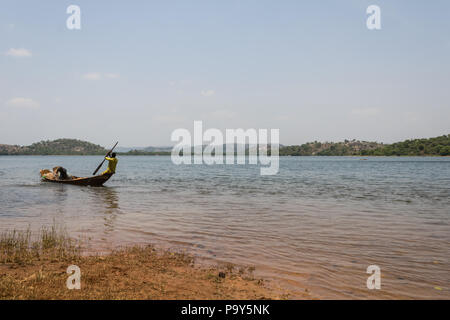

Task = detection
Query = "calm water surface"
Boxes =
[0,156,449,299]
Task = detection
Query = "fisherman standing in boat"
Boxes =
[102,152,118,175]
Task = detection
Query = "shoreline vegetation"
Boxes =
[0,226,294,300]
[0,134,449,156]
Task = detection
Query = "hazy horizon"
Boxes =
[1,1,449,147]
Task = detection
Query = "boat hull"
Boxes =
[41,172,113,187]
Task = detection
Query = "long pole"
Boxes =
[93,141,118,175]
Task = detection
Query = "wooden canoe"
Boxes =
[40,170,113,187]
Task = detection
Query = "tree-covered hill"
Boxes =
[361,135,450,156]
[1,135,449,156]
[0,139,107,155]
[279,135,450,156]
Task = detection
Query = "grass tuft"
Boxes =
[0,225,80,265]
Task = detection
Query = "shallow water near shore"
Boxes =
[0,155,449,299]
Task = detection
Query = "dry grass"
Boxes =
[0,226,293,300]
[0,225,80,265]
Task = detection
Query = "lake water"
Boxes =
[0,155,449,299]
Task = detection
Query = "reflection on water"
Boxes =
[87,187,120,236]
[73,186,122,241]
[0,156,449,299]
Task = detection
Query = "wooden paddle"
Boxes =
[93,141,118,175]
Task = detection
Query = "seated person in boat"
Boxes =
[52,166,69,180]
[103,152,118,175]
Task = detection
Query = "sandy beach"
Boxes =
[0,227,298,300]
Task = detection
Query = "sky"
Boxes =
[1,0,449,147]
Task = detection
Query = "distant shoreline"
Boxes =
[1,154,449,157]
[1,134,449,156]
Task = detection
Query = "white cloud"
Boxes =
[350,107,380,116]
[82,72,102,80]
[5,97,40,109]
[5,48,32,57]
[201,90,215,97]
[105,73,120,79]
